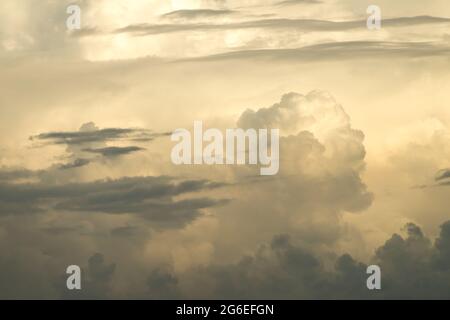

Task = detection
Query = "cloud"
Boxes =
[238,91,350,134]
[58,158,91,170]
[0,175,228,228]
[0,90,375,299]
[68,27,100,39]
[369,221,450,299]
[42,225,83,236]
[150,220,450,299]
[110,225,141,237]
[82,146,145,157]
[62,253,116,299]
[147,268,180,299]
[5,217,450,299]
[162,9,235,20]
[1,0,449,301]
[188,90,373,271]
[189,41,450,62]
[435,168,450,181]
[276,0,322,6]
[30,122,165,146]
[29,122,170,172]
[0,168,43,182]
[235,91,372,212]
[153,233,369,299]
[112,16,450,36]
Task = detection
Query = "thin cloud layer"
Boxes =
[82,146,145,157]
[189,41,450,62]
[31,122,168,146]
[29,122,170,170]
[113,16,450,36]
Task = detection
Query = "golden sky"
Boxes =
[0,0,450,299]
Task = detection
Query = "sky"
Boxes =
[0,0,450,299]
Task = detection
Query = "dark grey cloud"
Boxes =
[152,233,372,299]
[30,122,169,146]
[55,196,228,227]
[416,168,450,188]
[58,158,91,170]
[0,168,43,182]
[82,146,145,157]
[130,131,171,142]
[113,16,450,36]
[437,180,450,187]
[0,176,228,227]
[3,215,450,298]
[435,168,450,181]
[30,122,170,169]
[152,220,450,299]
[276,0,322,6]
[42,226,82,236]
[62,253,116,299]
[369,222,449,299]
[110,225,141,237]
[147,268,180,299]
[32,128,142,145]
[69,27,100,38]
[162,9,235,19]
[0,0,94,57]
[187,41,450,62]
